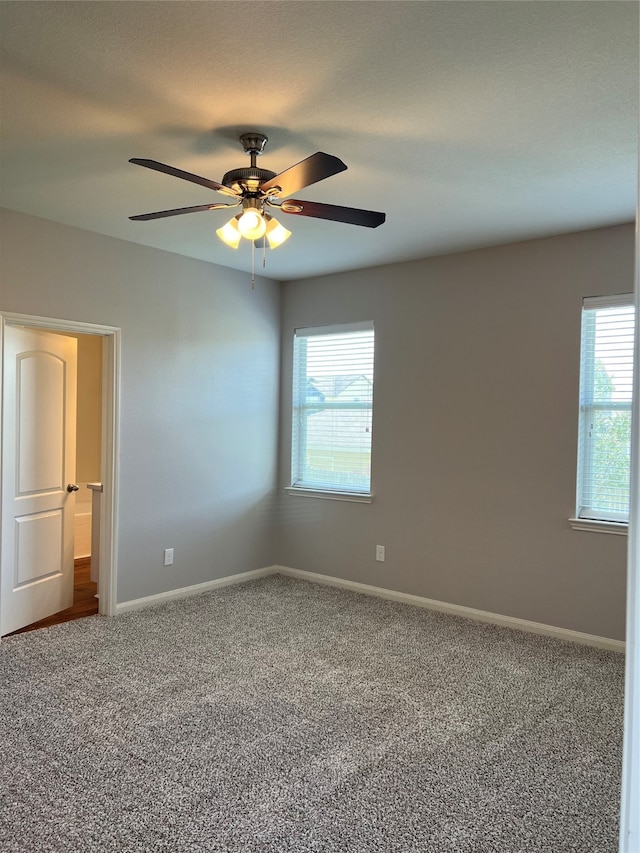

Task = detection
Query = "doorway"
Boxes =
[0,313,120,637]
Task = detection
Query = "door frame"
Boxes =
[0,312,120,626]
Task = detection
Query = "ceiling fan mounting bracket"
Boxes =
[239,133,268,156]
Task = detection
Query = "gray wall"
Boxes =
[278,224,634,641]
[1,209,632,640]
[0,208,281,603]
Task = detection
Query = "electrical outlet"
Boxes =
[163,548,174,566]
[376,545,385,562]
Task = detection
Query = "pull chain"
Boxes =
[251,240,255,289]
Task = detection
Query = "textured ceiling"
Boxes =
[0,1,637,281]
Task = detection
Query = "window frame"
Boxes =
[289,321,375,500]
[573,293,634,531]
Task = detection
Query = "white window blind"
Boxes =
[577,294,635,522]
[292,322,375,494]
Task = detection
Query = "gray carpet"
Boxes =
[0,574,624,852]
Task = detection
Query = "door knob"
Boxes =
[66,483,80,493]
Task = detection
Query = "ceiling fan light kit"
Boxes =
[129,132,386,268]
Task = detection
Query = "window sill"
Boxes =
[285,487,373,504]
[568,518,628,536]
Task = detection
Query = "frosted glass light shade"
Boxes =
[265,217,291,249]
[237,209,267,240]
[216,217,241,249]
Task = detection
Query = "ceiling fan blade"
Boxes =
[278,199,386,228]
[129,202,239,221]
[260,153,347,197]
[129,159,239,198]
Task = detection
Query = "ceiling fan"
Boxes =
[129,132,386,250]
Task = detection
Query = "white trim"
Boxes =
[0,313,120,337]
[115,567,274,613]
[619,191,640,850]
[271,565,626,653]
[98,330,120,617]
[0,312,120,623]
[109,563,628,652]
[295,320,374,337]
[582,292,634,310]
[285,487,373,503]
[569,517,628,535]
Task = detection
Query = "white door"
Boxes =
[1,326,77,635]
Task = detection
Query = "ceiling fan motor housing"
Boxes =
[221,166,277,195]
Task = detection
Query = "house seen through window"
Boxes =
[576,294,635,524]
[291,322,374,495]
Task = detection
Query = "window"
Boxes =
[576,294,635,524]
[291,322,374,496]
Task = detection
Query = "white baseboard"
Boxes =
[271,565,626,654]
[115,563,625,653]
[115,567,274,614]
